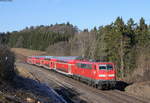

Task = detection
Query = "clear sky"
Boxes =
[0,0,150,32]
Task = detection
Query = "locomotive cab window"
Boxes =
[99,64,113,70]
[107,64,113,70]
[81,64,87,68]
[99,65,107,70]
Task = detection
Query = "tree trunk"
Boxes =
[120,37,124,78]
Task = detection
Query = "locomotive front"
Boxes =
[95,62,116,89]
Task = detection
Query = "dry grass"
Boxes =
[16,66,34,79]
[0,47,55,103]
[125,81,150,99]
[11,48,46,57]
[11,48,47,63]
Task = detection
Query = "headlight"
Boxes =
[99,74,106,77]
[108,74,115,77]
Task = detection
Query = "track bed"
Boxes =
[16,62,150,103]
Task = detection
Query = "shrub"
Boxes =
[0,45,15,80]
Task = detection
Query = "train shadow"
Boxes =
[114,81,131,91]
[12,75,88,103]
[10,75,64,103]
[55,86,87,103]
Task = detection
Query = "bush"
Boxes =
[0,45,15,80]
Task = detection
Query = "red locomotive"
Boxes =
[27,56,116,89]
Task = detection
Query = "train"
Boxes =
[26,56,116,89]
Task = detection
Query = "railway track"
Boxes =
[16,62,150,103]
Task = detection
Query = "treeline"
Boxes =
[0,17,150,78]
[45,17,150,78]
[0,22,77,50]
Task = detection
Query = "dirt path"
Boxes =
[16,62,150,103]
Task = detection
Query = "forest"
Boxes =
[0,17,150,78]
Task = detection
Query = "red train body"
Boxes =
[27,56,116,89]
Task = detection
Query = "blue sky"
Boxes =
[0,0,150,32]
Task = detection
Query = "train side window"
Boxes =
[76,63,92,69]
[81,64,92,69]
[76,63,81,68]
[81,64,86,68]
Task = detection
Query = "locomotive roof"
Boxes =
[76,60,114,64]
